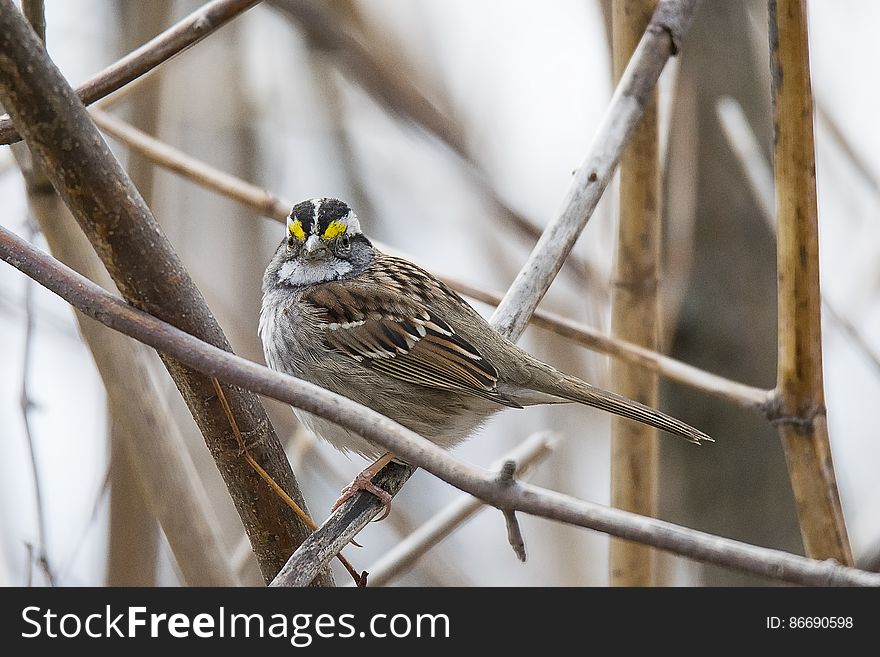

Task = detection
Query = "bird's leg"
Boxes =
[332,452,396,520]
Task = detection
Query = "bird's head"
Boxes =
[265,197,374,288]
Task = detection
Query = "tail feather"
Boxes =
[542,373,713,445]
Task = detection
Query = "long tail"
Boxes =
[540,372,713,445]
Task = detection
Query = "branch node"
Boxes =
[764,392,826,431]
[497,459,517,484]
[650,0,697,56]
[495,459,527,561]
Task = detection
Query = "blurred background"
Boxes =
[1,0,878,586]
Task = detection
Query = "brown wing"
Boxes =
[302,257,522,408]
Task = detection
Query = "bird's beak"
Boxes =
[303,234,328,260]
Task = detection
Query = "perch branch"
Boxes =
[0,1,327,584]
[1,225,877,587]
[769,0,852,564]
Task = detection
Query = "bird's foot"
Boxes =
[331,452,396,521]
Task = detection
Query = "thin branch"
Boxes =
[0,1,325,584]
[496,461,527,562]
[0,0,261,145]
[210,378,366,586]
[609,0,662,587]
[4,226,878,587]
[360,432,556,587]
[92,109,289,217]
[271,462,412,588]
[93,109,770,409]
[769,0,852,564]
[490,0,701,339]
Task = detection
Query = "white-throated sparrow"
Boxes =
[260,198,710,503]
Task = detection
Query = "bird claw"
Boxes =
[331,470,393,521]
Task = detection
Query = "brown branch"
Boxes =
[0,1,327,585]
[0,0,261,145]
[609,0,661,587]
[1,227,877,587]
[769,0,852,564]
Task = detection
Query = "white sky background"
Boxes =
[0,0,878,585]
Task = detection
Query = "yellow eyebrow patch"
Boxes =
[288,218,306,240]
[323,220,347,240]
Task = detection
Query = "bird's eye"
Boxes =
[335,234,351,255]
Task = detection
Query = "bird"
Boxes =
[260,197,711,509]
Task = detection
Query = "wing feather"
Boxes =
[302,257,521,408]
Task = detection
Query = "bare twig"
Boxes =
[92,108,289,217]
[0,0,261,145]
[94,109,769,409]
[361,432,555,587]
[769,0,852,564]
[497,461,527,562]
[609,0,662,587]
[490,0,702,338]
[0,1,326,584]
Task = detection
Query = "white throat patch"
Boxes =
[277,258,353,286]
